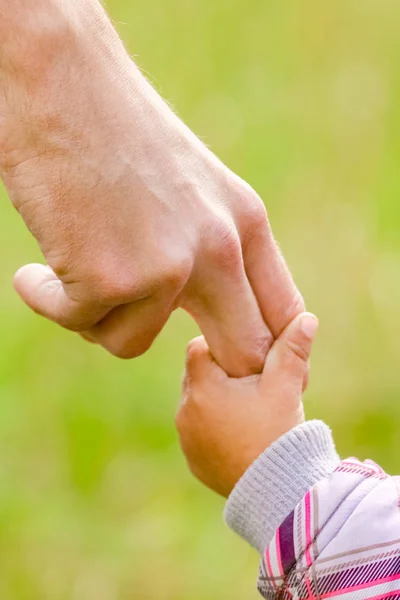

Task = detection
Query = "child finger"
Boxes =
[260,312,318,390]
[184,336,228,384]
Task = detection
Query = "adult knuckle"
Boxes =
[88,268,137,306]
[279,290,307,328]
[233,181,269,232]
[205,217,242,271]
[46,257,126,308]
[285,339,309,363]
[98,252,192,307]
[162,254,193,294]
[245,193,268,231]
[245,342,270,374]
[291,291,306,316]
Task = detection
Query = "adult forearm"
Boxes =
[0,0,204,173]
[0,0,121,82]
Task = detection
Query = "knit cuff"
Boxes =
[223,420,340,555]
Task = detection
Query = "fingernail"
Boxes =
[300,313,319,340]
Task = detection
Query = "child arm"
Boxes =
[225,422,400,599]
[177,313,400,599]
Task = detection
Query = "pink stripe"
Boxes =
[275,529,284,577]
[305,578,316,599]
[321,573,400,598]
[265,548,277,591]
[365,593,400,600]
[305,491,312,567]
[303,492,315,599]
[355,593,400,600]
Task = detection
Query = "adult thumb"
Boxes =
[13,263,107,331]
[260,312,319,392]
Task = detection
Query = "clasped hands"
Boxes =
[0,0,315,496]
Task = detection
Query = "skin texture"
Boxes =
[176,313,319,497]
[0,0,304,376]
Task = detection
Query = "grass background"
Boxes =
[1,0,400,598]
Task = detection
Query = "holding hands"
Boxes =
[1,0,303,378]
[0,0,316,513]
[176,313,319,497]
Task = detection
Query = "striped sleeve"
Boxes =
[259,459,400,599]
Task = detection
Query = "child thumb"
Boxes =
[261,312,319,390]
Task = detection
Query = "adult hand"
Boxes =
[0,0,304,376]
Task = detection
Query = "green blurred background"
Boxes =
[1,0,400,597]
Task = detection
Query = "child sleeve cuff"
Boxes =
[223,420,340,554]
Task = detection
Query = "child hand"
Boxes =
[176,313,319,497]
